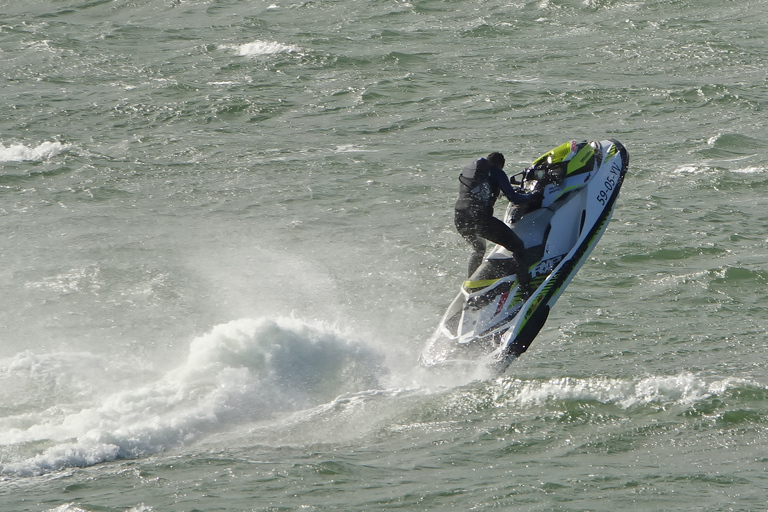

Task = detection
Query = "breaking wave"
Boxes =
[231,40,300,57]
[0,141,69,162]
[0,317,384,477]
[2,313,762,478]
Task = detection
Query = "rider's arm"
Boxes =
[491,167,536,204]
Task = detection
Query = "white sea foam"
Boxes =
[46,505,154,512]
[46,505,90,512]
[673,164,766,176]
[0,141,69,162]
[501,372,745,410]
[732,166,765,174]
[335,144,378,153]
[232,40,299,57]
[673,165,707,174]
[0,316,754,478]
[0,317,383,477]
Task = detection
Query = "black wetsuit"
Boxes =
[454,158,536,285]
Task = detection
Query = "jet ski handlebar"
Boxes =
[525,163,566,185]
[510,164,565,194]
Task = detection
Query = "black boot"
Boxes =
[515,256,532,297]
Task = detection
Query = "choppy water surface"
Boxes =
[2,0,768,510]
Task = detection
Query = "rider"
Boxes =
[454,152,538,294]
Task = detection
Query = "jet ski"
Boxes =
[421,139,630,374]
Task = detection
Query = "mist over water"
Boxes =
[2,0,768,510]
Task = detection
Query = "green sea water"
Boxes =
[1,0,768,510]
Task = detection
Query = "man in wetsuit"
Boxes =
[454,152,538,294]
